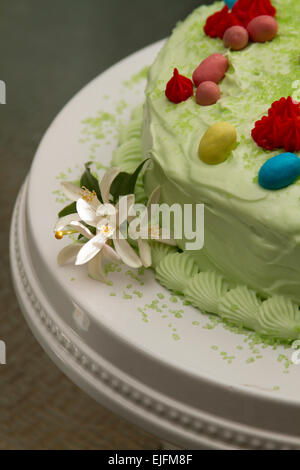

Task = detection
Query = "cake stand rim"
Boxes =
[10,179,300,450]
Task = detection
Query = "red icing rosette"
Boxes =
[204,5,239,39]
[165,68,194,104]
[252,97,300,152]
[232,0,276,27]
[204,0,276,38]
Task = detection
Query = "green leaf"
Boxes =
[78,224,96,240]
[80,162,102,202]
[110,159,149,201]
[58,201,77,218]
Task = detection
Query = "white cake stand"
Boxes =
[10,41,300,450]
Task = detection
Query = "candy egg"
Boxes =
[225,0,237,8]
[258,153,300,190]
[193,54,229,87]
[198,121,237,165]
[196,81,221,106]
[247,15,278,43]
[223,26,249,51]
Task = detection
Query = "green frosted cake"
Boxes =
[56,0,300,342]
[117,0,300,340]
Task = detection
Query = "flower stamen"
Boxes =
[55,230,77,240]
[98,224,114,238]
[80,187,97,203]
[148,224,161,240]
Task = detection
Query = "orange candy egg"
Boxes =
[196,81,221,106]
[223,25,249,50]
[192,54,229,87]
[247,15,278,43]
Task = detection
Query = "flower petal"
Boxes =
[102,244,121,262]
[96,203,116,217]
[57,244,81,266]
[75,233,106,266]
[147,186,161,209]
[61,182,82,201]
[100,167,120,204]
[76,198,97,226]
[88,252,106,282]
[69,221,94,240]
[117,194,135,226]
[114,236,142,268]
[96,217,111,231]
[54,214,80,232]
[137,239,152,268]
[147,186,161,226]
[128,217,141,240]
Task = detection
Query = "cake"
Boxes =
[56,0,300,342]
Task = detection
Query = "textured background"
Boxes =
[1,0,213,450]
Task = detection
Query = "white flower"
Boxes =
[57,238,121,283]
[55,167,143,282]
[128,187,176,268]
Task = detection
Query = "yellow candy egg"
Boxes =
[198,122,237,165]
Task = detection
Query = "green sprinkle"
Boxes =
[133,290,143,298]
[123,66,149,89]
[246,357,255,364]
[123,292,132,300]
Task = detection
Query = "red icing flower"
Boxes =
[204,5,239,39]
[204,0,276,38]
[232,0,276,27]
[165,68,194,104]
[252,97,300,152]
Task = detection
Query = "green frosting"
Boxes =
[112,1,300,341]
[148,240,178,269]
[112,106,147,203]
[114,110,300,341]
[143,0,300,305]
[113,103,300,341]
[156,252,199,293]
[185,271,229,314]
[156,252,300,340]
[218,286,261,331]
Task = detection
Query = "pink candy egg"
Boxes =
[247,15,278,43]
[192,53,229,87]
[223,26,249,51]
[196,81,221,106]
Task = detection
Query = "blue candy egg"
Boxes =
[258,153,300,190]
[225,0,237,9]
